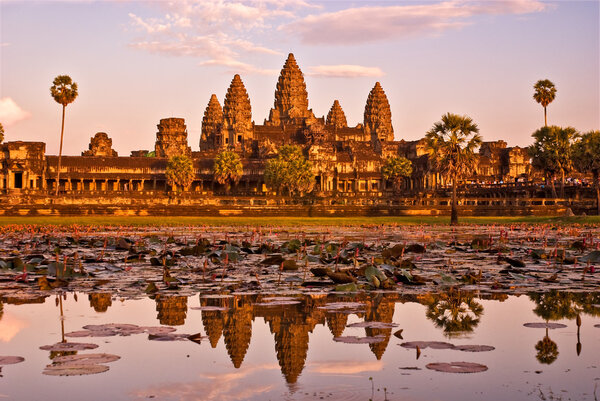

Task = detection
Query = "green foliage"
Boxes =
[146,151,156,158]
[50,75,78,107]
[424,113,482,181]
[572,130,600,176]
[382,156,412,190]
[165,155,195,191]
[264,145,314,196]
[213,150,243,187]
[529,125,578,180]
[533,79,557,108]
[0,122,4,143]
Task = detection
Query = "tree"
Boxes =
[50,75,78,195]
[264,145,314,196]
[0,122,4,143]
[424,289,484,338]
[572,130,600,215]
[529,125,578,198]
[165,155,195,192]
[424,113,481,225]
[533,79,557,127]
[213,150,243,192]
[382,156,412,192]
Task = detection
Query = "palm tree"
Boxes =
[213,150,243,193]
[50,75,78,195]
[530,126,578,198]
[165,155,195,192]
[533,79,557,127]
[424,113,481,225]
[572,131,600,215]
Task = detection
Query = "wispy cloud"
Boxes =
[284,0,550,45]
[0,97,31,126]
[127,0,315,74]
[307,64,384,78]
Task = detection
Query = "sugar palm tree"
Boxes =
[572,131,600,215]
[533,79,556,127]
[425,113,481,225]
[50,75,78,195]
[213,150,243,193]
[165,155,195,192]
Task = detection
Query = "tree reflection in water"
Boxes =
[424,289,484,338]
[529,290,600,362]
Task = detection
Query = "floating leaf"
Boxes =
[43,364,109,376]
[400,341,455,350]
[523,323,567,329]
[426,362,488,373]
[0,356,25,365]
[346,321,398,329]
[334,283,358,292]
[52,353,120,364]
[453,345,495,352]
[39,342,99,352]
[333,335,386,344]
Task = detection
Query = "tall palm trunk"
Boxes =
[560,170,565,198]
[548,173,558,198]
[450,173,458,225]
[544,106,547,127]
[594,171,600,216]
[55,105,66,196]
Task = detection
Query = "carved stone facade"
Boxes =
[154,118,191,158]
[266,53,316,127]
[364,82,394,143]
[326,100,347,129]
[200,94,223,151]
[82,132,118,157]
[222,74,253,151]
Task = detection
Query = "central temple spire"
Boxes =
[266,53,315,126]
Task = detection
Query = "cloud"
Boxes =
[0,312,28,342]
[127,0,314,74]
[284,0,549,45]
[307,64,384,78]
[310,360,383,374]
[0,97,31,126]
[130,363,280,401]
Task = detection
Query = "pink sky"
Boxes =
[0,0,598,155]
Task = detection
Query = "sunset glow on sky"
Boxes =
[1,0,598,155]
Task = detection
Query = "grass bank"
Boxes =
[0,215,599,227]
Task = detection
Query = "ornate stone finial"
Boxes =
[267,53,314,126]
[82,132,118,157]
[364,82,394,142]
[154,118,192,158]
[223,74,253,148]
[326,100,347,129]
[201,94,224,150]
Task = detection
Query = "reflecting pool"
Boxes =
[1,290,598,400]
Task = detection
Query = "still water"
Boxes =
[1,291,598,400]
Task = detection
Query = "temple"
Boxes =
[0,53,591,215]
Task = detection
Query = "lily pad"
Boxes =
[39,342,99,352]
[52,353,120,364]
[43,364,109,376]
[523,323,567,329]
[0,356,25,365]
[346,321,398,329]
[333,335,386,344]
[426,362,488,373]
[400,341,455,350]
[453,345,495,352]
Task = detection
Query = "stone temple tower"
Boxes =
[363,82,394,142]
[325,100,347,129]
[267,53,315,126]
[222,74,253,149]
[154,118,191,158]
[200,94,223,151]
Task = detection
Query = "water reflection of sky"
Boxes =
[0,292,598,401]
